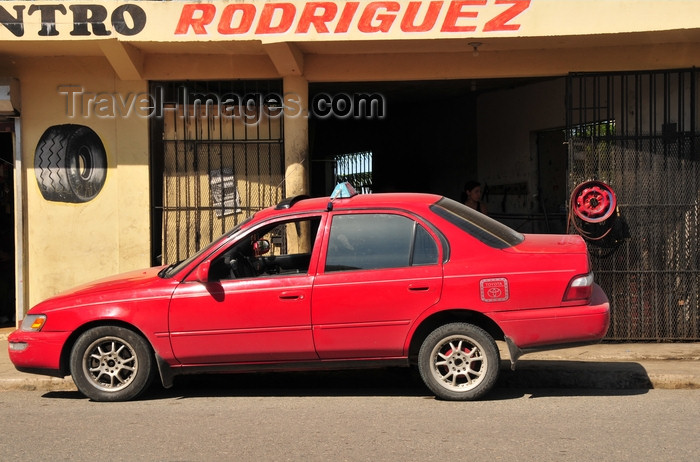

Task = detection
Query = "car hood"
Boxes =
[503,234,588,254]
[31,266,169,311]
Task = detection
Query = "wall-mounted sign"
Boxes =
[34,124,107,204]
[1,1,697,42]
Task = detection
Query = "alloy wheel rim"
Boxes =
[429,335,487,392]
[82,336,138,392]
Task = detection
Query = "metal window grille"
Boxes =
[334,151,373,193]
[567,69,700,340]
[151,80,284,265]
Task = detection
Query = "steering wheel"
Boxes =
[232,253,257,278]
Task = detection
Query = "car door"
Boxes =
[169,216,323,364]
[311,211,444,359]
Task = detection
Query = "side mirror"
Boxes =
[253,239,271,256]
[195,260,211,283]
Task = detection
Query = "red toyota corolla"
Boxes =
[8,184,609,401]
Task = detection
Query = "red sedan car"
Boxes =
[9,184,609,401]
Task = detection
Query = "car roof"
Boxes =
[252,192,444,222]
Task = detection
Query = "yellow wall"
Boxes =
[16,57,149,307]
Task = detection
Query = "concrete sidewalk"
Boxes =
[1,327,699,393]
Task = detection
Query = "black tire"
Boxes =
[70,326,154,402]
[34,124,107,203]
[418,323,500,401]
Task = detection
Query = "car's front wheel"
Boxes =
[418,323,500,401]
[70,326,154,402]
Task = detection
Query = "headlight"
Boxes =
[20,314,47,332]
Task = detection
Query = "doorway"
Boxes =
[0,125,15,326]
[536,128,568,234]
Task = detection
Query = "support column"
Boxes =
[13,117,24,326]
[282,75,309,198]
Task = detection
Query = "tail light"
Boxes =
[563,272,594,304]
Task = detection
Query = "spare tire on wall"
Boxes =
[34,124,108,203]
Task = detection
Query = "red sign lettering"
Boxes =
[255,3,296,34]
[483,0,530,32]
[358,2,400,33]
[400,1,442,33]
[334,1,360,33]
[296,2,338,33]
[218,4,256,35]
[172,0,531,37]
[441,0,486,33]
[175,4,216,35]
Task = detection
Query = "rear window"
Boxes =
[430,197,524,249]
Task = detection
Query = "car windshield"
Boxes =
[430,197,524,249]
[159,215,255,278]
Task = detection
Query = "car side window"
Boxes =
[412,224,439,265]
[210,217,321,280]
[325,213,438,272]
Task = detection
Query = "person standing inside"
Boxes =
[463,180,488,214]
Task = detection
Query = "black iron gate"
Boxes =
[333,150,373,193]
[150,80,284,265]
[567,69,700,340]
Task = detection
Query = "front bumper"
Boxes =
[7,330,71,377]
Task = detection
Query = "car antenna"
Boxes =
[327,182,358,211]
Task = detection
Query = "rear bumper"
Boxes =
[489,283,610,352]
[7,330,70,376]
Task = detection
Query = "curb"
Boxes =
[0,377,77,393]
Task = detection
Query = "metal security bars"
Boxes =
[150,81,284,265]
[334,151,373,193]
[567,69,700,340]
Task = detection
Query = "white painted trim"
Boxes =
[13,116,23,327]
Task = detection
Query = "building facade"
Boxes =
[0,0,699,339]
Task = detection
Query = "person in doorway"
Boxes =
[463,180,488,214]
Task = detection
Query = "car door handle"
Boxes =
[408,285,430,291]
[279,292,304,300]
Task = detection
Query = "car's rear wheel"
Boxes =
[418,323,499,401]
[70,326,154,402]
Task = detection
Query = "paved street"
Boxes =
[1,385,698,461]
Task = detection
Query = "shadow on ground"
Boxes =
[40,359,651,401]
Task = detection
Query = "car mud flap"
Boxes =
[155,353,175,388]
[504,336,523,370]
[504,338,606,371]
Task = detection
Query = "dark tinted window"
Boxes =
[430,197,524,249]
[412,224,439,265]
[325,214,438,272]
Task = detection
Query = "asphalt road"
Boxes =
[1,375,698,462]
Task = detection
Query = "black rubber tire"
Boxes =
[34,124,107,203]
[70,326,154,402]
[418,323,500,401]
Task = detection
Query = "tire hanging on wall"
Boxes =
[34,124,107,203]
[571,180,617,224]
[568,180,629,249]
